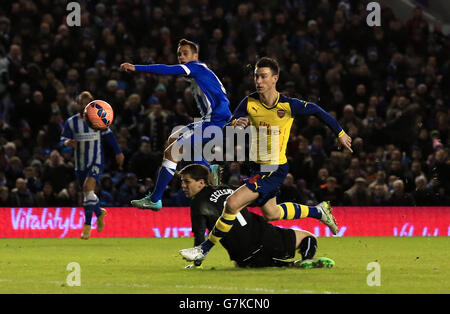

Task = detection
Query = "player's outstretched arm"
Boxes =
[120,62,188,75]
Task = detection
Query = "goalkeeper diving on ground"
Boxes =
[179,164,334,269]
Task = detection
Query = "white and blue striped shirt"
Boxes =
[134,61,231,123]
[60,114,120,171]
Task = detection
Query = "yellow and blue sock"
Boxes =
[277,203,322,220]
[201,211,237,254]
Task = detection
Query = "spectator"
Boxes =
[117,173,140,206]
[35,181,59,206]
[278,173,302,203]
[0,0,446,207]
[23,166,42,194]
[368,170,387,193]
[312,167,329,195]
[96,182,115,207]
[99,174,117,205]
[10,177,35,206]
[343,177,371,206]
[4,156,23,188]
[309,134,327,173]
[316,176,344,206]
[429,148,449,196]
[290,137,315,185]
[413,175,436,206]
[142,101,170,152]
[41,150,74,193]
[127,136,162,181]
[370,184,390,206]
[338,104,364,137]
[57,181,82,206]
[0,185,14,206]
[388,179,415,206]
[301,116,327,142]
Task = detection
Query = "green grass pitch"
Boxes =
[0,237,448,294]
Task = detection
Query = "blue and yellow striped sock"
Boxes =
[277,203,322,220]
[201,211,237,254]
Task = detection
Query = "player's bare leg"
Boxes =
[97,208,107,232]
[81,177,99,240]
[80,224,91,240]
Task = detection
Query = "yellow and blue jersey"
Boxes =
[231,92,344,165]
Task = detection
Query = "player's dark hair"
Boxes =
[179,164,209,183]
[178,39,199,54]
[255,57,280,75]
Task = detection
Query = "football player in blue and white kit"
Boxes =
[61,91,124,239]
[120,39,231,211]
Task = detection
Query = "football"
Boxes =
[83,100,114,130]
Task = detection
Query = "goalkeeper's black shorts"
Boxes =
[232,224,296,268]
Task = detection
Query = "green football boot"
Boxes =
[294,257,335,269]
[130,193,162,211]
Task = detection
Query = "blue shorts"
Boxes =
[244,162,290,206]
[75,164,104,187]
[176,120,227,146]
[175,120,227,161]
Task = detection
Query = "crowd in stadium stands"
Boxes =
[0,0,448,207]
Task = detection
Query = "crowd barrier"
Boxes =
[0,206,448,238]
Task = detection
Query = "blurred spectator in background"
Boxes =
[35,181,59,206]
[0,1,447,207]
[278,173,302,203]
[4,155,23,188]
[57,181,82,206]
[41,149,74,193]
[0,185,13,206]
[343,177,371,206]
[127,136,162,181]
[413,175,436,206]
[117,173,140,205]
[316,176,344,206]
[23,165,42,194]
[388,179,415,206]
[10,177,35,206]
[370,184,390,206]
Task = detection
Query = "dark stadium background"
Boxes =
[0,0,448,208]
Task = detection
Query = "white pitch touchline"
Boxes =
[175,284,290,293]
[0,278,339,294]
[175,284,340,294]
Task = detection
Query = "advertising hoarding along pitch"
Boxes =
[0,207,448,238]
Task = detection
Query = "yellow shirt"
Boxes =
[231,92,343,165]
